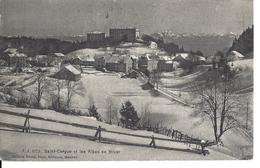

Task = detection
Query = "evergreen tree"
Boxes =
[88,104,102,121]
[120,101,140,128]
[229,26,253,57]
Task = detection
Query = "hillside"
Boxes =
[228,26,253,57]
[0,103,235,160]
[150,33,236,56]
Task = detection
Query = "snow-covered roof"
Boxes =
[165,60,173,64]
[64,64,81,75]
[206,55,221,62]
[4,48,18,54]
[175,53,190,59]
[66,48,106,61]
[130,55,138,60]
[106,54,131,64]
[75,55,95,62]
[88,31,105,34]
[229,51,245,58]
[3,48,27,57]
[159,56,171,61]
[50,64,81,81]
[52,53,65,57]
[35,55,48,60]
[198,56,206,61]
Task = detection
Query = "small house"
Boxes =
[48,53,65,66]
[157,56,174,72]
[50,64,81,81]
[2,48,27,67]
[94,55,106,70]
[34,55,49,66]
[174,53,190,62]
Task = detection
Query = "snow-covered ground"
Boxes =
[64,69,252,159]
[0,103,235,160]
[0,57,253,160]
[0,130,235,161]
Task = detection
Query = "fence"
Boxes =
[0,109,214,155]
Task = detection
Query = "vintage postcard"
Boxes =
[0,0,253,161]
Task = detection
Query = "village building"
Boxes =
[64,55,95,67]
[174,53,195,67]
[34,55,49,67]
[105,54,133,73]
[50,64,81,81]
[2,48,28,67]
[47,53,65,66]
[185,54,206,65]
[157,56,174,72]
[87,31,106,42]
[130,55,138,69]
[94,55,106,70]
[138,54,150,72]
[174,53,190,62]
[206,55,221,64]
[138,53,158,73]
[227,51,245,61]
[109,28,136,42]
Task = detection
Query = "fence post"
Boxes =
[171,130,175,139]
[149,135,156,148]
[94,125,102,142]
[175,131,178,140]
[23,110,31,133]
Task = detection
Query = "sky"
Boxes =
[0,0,253,37]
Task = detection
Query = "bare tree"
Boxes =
[66,80,85,108]
[139,102,152,128]
[50,79,66,111]
[190,69,242,143]
[33,73,48,108]
[150,69,162,90]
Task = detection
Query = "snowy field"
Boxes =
[0,130,235,161]
[0,103,235,160]
[0,59,253,159]
[68,68,252,159]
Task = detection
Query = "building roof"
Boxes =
[50,64,81,81]
[165,60,173,64]
[175,53,190,60]
[66,48,106,61]
[4,48,18,54]
[197,56,206,61]
[159,56,171,61]
[130,55,138,60]
[110,27,136,30]
[3,48,27,58]
[35,55,48,61]
[64,64,81,75]
[88,31,105,34]
[206,55,221,62]
[106,54,131,64]
[229,51,245,58]
[52,53,65,57]
[74,55,95,62]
